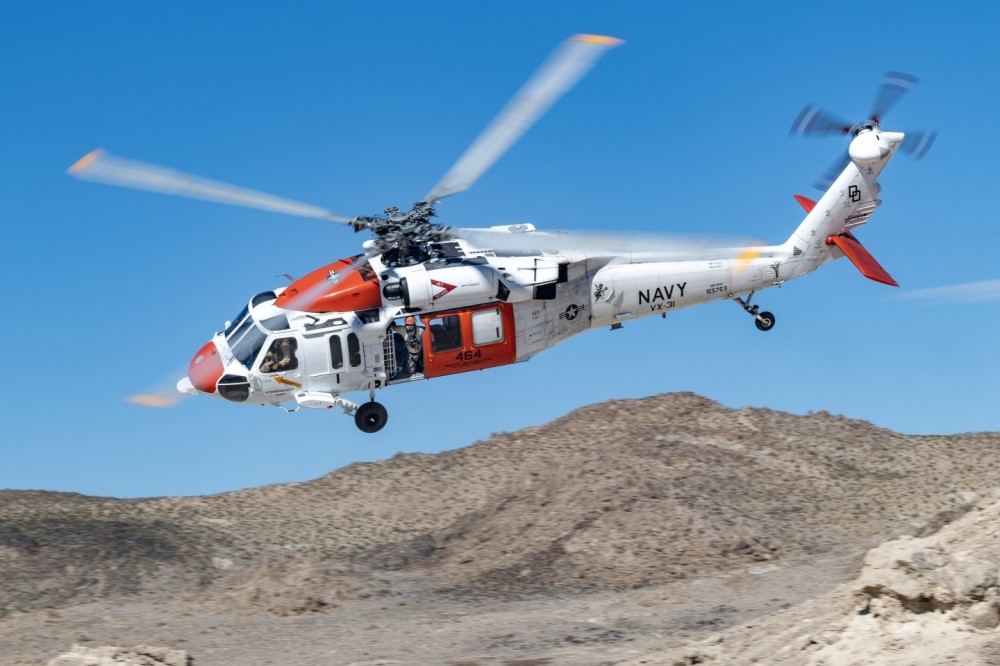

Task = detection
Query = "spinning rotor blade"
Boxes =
[126,366,194,408]
[68,149,354,224]
[424,34,623,202]
[870,71,919,123]
[790,104,852,137]
[814,149,853,190]
[453,227,756,256]
[898,130,937,160]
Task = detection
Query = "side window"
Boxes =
[428,315,462,353]
[260,337,299,373]
[347,332,362,367]
[471,308,503,346]
[330,334,344,370]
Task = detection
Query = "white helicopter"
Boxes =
[69,35,934,433]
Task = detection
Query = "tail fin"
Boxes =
[784,191,897,287]
[826,232,898,287]
[793,194,817,213]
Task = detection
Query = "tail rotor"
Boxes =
[790,71,936,188]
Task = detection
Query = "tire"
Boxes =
[355,401,388,433]
[754,311,776,332]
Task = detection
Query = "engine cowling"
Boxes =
[386,263,497,309]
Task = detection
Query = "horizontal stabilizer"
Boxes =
[826,233,898,287]
[794,194,817,213]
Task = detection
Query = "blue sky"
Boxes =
[3,2,998,498]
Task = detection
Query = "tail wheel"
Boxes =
[755,311,776,332]
[355,401,388,433]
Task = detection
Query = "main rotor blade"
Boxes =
[68,149,355,224]
[790,104,852,137]
[870,71,919,123]
[424,34,623,202]
[453,227,754,256]
[126,366,194,408]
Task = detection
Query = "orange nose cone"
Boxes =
[188,340,224,394]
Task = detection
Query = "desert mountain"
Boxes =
[1,392,998,665]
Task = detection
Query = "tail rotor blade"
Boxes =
[790,104,852,137]
[424,34,623,202]
[814,149,852,190]
[68,149,355,224]
[870,71,919,122]
[898,130,937,160]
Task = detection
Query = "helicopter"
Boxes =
[69,35,935,433]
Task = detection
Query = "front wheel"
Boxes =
[355,401,388,433]
[754,311,776,332]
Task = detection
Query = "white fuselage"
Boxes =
[184,129,905,410]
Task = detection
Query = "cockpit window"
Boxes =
[260,338,298,373]
[224,300,279,369]
[227,316,255,344]
[231,326,267,370]
[224,306,249,337]
[251,291,277,307]
[260,314,290,331]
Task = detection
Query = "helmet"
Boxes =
[404,316,416,325]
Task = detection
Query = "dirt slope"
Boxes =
[2,392,998,664]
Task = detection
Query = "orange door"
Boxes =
[422,303,516,379]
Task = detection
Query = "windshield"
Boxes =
[231,326,268,369]
[222,297,285,370]
[226,312,268,370]
[224,305,249,337]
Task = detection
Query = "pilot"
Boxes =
[260,338,296,373]
[404,316,423,375]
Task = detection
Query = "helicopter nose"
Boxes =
[188,340,224,394]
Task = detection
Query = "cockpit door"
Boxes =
[255,334,306,398]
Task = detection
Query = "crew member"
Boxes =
[260,338,296,373]
[404,316,423,375]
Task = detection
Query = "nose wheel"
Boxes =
[735,291,776,332]
[355,401,388,433]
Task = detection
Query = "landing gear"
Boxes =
[735,291,776,332]
[754,311,776,332]
[355,401,388,433]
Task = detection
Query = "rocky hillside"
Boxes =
[628,489,1000,665]
[3,393,997,614]
[1,392,999,664]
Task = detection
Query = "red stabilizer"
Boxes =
[794,194,817,213]
[826,234,899,287]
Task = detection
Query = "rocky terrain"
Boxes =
[1,392,998,664]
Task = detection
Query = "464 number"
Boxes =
[455,349,483,361]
